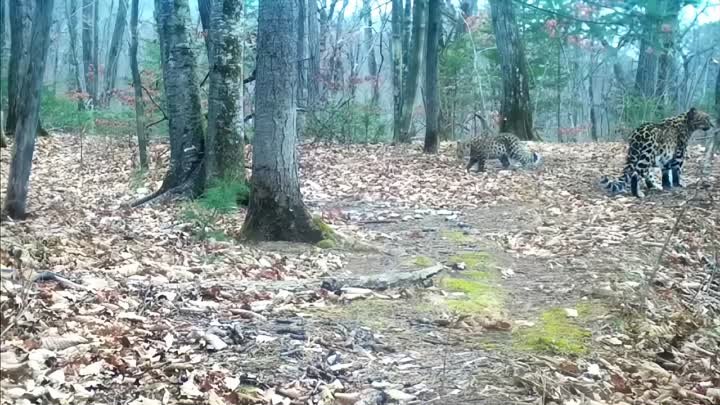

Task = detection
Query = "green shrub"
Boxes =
[199,178,251,213]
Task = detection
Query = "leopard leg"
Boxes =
[669,158,685,187]
[499,154,511,169]
[466,157,478,172]
[643,167,663,191]
[630,169,647,198]
[661,166,673,189]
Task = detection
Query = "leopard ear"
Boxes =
[687,107,697,121]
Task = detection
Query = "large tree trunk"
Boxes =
[66,0,85,110]
[423,0,439,153]
[3,0,54,219]
[198,0,211,57]
[206,0,244,182]
[82,0,96,107]
[398,0,426,143]
[133,0,205,206]
[6,0,32,134]
[362,0,379,106]
[242,0,323,243]
[655,0,681,113]
[129,0,147,169]
[391,0,403,143]
[101,0,128,106]
[0,0,6,147]
[488,0,535,140]
[307,0,320,109]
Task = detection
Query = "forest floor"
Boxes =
[0,134,719,405]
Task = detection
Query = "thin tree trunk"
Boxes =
[0,0,6,147]
[391,0,403,143]
[101,0,127,106]
[424,0,439,153]
[307,0,320,108]
[3,0,54,219]
[130,0,147,169]
[82,0,96,107]
[52,20,60,96]
[206,0,244,182]
[589,54,598,141]
[133,0,205,206]
[488,0,535,140]
[66,0,85,110]
[6,0,32,134]
[92,0,99,105]
[362,0,379,106]
[399,0,426,143]
[198,0,211,57]
[242,0,323,243]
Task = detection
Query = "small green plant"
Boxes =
[514,308,591,356]
[199,178,251,213]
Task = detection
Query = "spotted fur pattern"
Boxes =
[600,108,714,198]
[457,132,542,172]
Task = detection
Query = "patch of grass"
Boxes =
[448,252,490,271]
[316,239,336,249]
[410,256,434,267]
[514,308,591,356]
[441,276,504,314]
[441,230,475,244]
[199,178,250,213]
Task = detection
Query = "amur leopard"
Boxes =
[600,107,714,198]
[457,132,542,172]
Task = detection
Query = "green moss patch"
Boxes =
[440,230,475,244]
[514,308,591,356]
[408,255,434,267]
[439,275,504,315]
[448,252,491,271]
[316,239,336,249]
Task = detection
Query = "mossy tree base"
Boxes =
[242,189,324,243]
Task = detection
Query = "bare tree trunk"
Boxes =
[133,0,205,205]
[242,0,323,243]
[589,54,598,142]
[51,20,60,96]
[3,0,54,219]
[362,0,379,106]
[66,0,85,110]
[198,0,211,57]
[92,0,99,104]
[424,0,439,153]
[101,0,127,106]
[307,0,320,109]
[6,0,32,134]
[488,0,535,140]
[399,0,426,143]
[129,0,147,169]
[82,0,96,107]
[297,0,306,137]
[391,0,403,143]
[655,0,681,113]
[206,0,244,182]
[0,0,6,147]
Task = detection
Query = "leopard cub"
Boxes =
[457,132,542,172]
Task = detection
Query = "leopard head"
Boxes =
[686,108,713,132]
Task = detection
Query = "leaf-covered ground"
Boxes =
[1,134,718,405]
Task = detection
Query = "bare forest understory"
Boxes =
[1,134,719,405]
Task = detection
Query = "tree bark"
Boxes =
[242,0,323,243]
[423,0,439,153]
[297,0,306,136]
[307,0,320,108]
[399,0,426,143]
[206,0,244,182]
[101,0,127,106]
[82,0,97,107]
[0,0,6,147]
[134,0,205,205]
[3,0,54,219]
[66,0,85,110]
[488,0,535,140]
[198,0,211,57]
[129,0,147,169]
[391,0,403,143]
[362,0,379,106]
[6,0,32,134]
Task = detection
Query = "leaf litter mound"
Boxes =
[0,134,718,405]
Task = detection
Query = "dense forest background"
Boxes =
[1,0,718,145]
